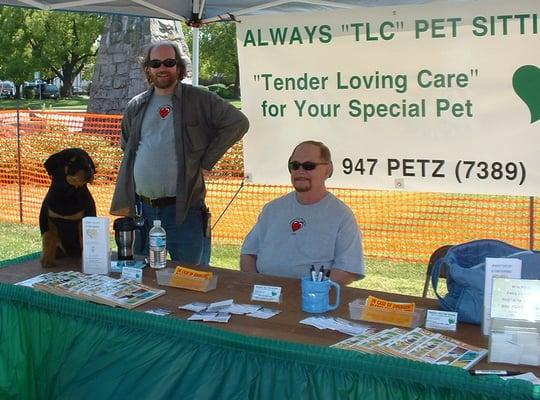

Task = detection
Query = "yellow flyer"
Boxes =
[365,296,415,312]
[362,296,416,327]
[170,266,214,291]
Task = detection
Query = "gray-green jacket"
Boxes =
[110,83,249,223]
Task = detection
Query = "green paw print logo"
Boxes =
[513,65,540,123]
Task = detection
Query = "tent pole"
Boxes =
[15,98,23,223]
[530,196,535,250]
[192,27,200,86]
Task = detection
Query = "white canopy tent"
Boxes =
[0,1,429,23]
[0,0,434,84]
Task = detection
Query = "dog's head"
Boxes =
[44,148,96,188]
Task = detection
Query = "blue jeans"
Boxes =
[135,201,211,266]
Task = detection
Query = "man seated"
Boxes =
[240,140,365,286]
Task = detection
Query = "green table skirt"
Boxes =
[0,268,537,399]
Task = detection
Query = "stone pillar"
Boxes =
[87,16,191,115]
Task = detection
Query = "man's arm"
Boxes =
[120,111,130,151]
[201,92,249,170]
[240,254,258,273]
[332,206,365,286]
[119,98,137,151]
[329,268,361,286]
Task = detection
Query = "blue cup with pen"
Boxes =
[301,274,340,313]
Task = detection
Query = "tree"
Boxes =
[0,7,40,95]
[0,7,104,97]
[184,22,240,97]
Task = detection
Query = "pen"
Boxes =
[310,265,317,282]
[318,266,324,282]
[469,370,523,376]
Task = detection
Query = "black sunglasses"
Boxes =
[288,161,329,171]
[148,58,178,68]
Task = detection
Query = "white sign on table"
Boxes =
[491,278,540,321]
[482,258,521,335]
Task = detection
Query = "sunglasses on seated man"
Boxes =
[148,58,178,68]
[288,161,329,172]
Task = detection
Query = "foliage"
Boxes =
[0,7,39,85]
[206,83,234,99]
[183,22,240,97]
[0,7,104,97]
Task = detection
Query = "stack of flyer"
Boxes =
[16,271,165,309]
[332,327,487,370]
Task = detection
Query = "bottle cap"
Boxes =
[153,220,161,227]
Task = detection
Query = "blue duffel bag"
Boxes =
[430,239,540,324]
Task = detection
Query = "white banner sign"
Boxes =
[237,0,540,195]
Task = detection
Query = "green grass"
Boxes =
[0,222,429,297]
[227,99,242,109]
[0,96,241,111]
[0,222,42,259]
[0,97,89,111]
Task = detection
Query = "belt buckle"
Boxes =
[150,198,162,208]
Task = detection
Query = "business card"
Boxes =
[425,310,458,331]
[251,285,282,303]
[121,266,143,283]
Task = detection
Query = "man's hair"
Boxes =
[290,140,332,162]
[141,41,186,83]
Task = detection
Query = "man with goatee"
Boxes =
[111,41,249,266]
[240,140,364,286]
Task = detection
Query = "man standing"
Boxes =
[240,140,364,286]
[111,41,249,266]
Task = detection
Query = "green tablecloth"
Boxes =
[0,256,537,400]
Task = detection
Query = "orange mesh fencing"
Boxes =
[1,110,538,263]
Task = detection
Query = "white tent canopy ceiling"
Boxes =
[0,0,434,23]
[0,0,437,85]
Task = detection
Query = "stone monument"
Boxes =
[87,16,191,115]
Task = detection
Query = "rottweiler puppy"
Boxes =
[39,148,97,267]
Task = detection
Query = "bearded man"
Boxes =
[240,141,364,286]
[111,41,249,266]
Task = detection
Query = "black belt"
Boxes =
[140,196,176,208]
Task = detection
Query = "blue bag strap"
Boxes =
[430,252,453,311]
[430,256,444,301]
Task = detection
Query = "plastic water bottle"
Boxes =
[149,220,167,269]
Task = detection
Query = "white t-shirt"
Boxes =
[134,93,179,198]
[241,192,365,279]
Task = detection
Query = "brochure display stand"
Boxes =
[156,266,218,292]
[349,297,426,328]
[488,278,540,366]
[489,317,540,366]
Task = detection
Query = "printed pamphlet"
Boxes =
[332,327,487,369]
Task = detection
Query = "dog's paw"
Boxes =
[40,255,57,268]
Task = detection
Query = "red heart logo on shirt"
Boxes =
[290,219,305,232]
[159,106,171,119]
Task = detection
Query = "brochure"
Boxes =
[179,300,278,323]
[111,259,146,273]
[332,327,487,369]
[19,271,165,309]
[300,316,373,336]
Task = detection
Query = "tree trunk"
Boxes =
[60,64,74,97]
[87,16,192,115]
[234,61,240,99]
